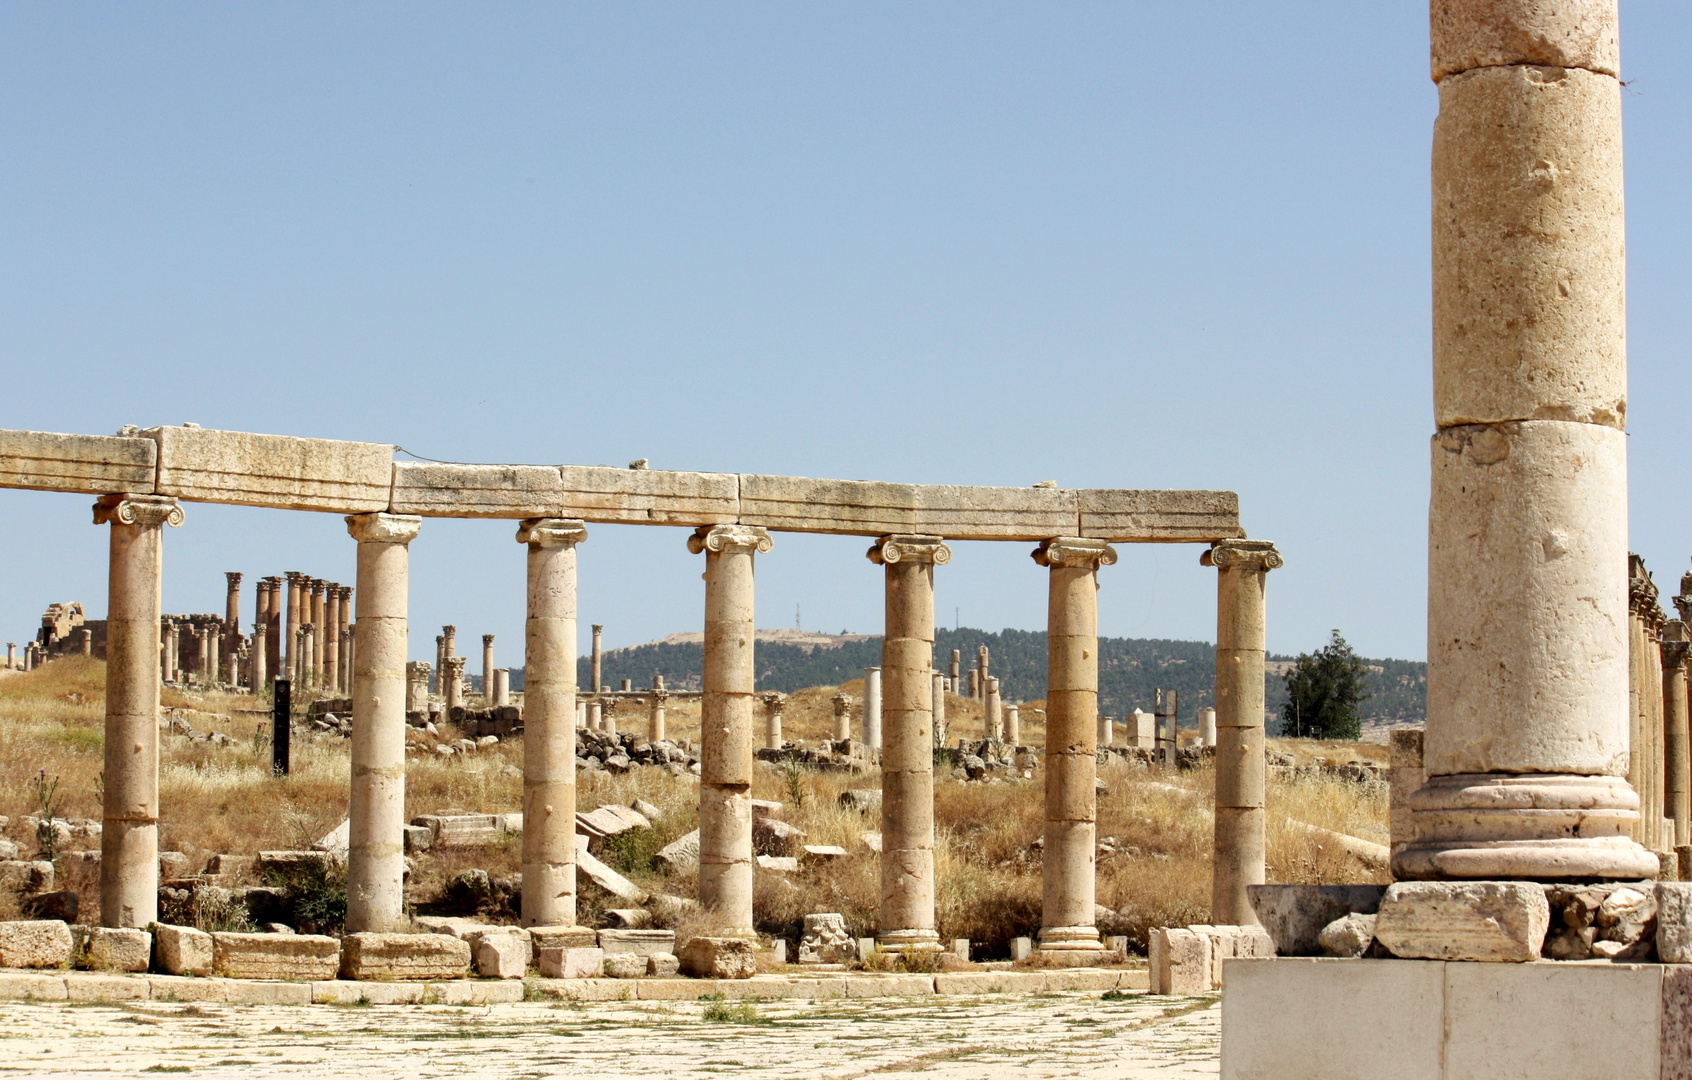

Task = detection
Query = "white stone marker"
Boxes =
[95,493,182,928]
[863,666,882,750]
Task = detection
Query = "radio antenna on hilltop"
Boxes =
[795,604,801,631]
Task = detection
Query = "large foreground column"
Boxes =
[1035,536,1115,952]
[1398,0,1654,880]
[345,513,422,932]
[688,524,772,937]
[870,534,949,954]
[96,493,182,928]
[1204,539,1281,925]
[518,518,587,927]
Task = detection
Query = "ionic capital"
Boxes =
[517,517,588,549]
[93,494,183,529]
[345,513,422,546]
[1202,539,1283,573]
[868,534,951,566]
[688,524,773,556]
[1032,536,1117,570]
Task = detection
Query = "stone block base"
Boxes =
[679,937,757,979]
[1220,957,1688,1080]
[213,932,340,980]
[340,933,470,981]
[0,920,73,968]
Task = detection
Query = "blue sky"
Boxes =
[2,3,1688,665]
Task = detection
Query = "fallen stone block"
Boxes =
[153,924,214,977]
[212,932,340,980]
[603,952,645,978]
[1658,882,1692,963]
[473,932,529,979]
[403,825,433,854]
[72,926,150,972]
[573,834,648,902]
[654,829,700,871]
[411,813,503,848]
[339,932,470,981]
[756,855,799,873]
[537,946,603,979]
[801,845,848,863]
[255,850,337,875]
[1188,925,1240,989]
[529,925,598,952]
[0,860,54,894]
[679,936,756,980]
[576,804,652,841]
[750,799,783,819]
[604,908,652,929]
[859,832,882,854]
[838,789,881,813]
[313,819,350,857]
[0,919,73,968]
[753,816,806,856]
[1148,927,1210,995]
[648,952,680,977]
[598,929,677,956]
[158,851,190,878]
[1373,881,1547,962]
[1247,884,1384,956]
[1318,914,1377,958]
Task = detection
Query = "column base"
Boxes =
[1037,926,1104,951]
[876,929,941,954]
[1396,773,1660,880]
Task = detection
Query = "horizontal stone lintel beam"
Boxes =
[0,427,1244,541]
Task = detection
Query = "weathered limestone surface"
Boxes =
[146,426,393,512]
[1430,0,1619,82]
[391,462,738,524]
[678,936,756,980]
[1075,488,1244,543]
[339,932,470,981]
[0,920,73,968]
[213,932,340,980]
[537,946,602,979]
[1247,884,1383,957]
[1444,961,1661,1080]
[597,930,677,956]
[1657,882,1692,964]
[473,933,528,979]
[0,430,156,494]
[738,475,1075,540]
[154,924,213,976]
[1147,927,1209,995]
[1373,881,1548,962]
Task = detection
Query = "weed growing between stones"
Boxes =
[701,1000,761,1024]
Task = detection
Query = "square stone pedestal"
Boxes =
[1220,958,1691,1080]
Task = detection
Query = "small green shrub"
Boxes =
[701,1000,760,1024]
[261,857,347,935]
[599,828,667,874]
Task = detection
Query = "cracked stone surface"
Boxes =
[0,990,1220,1078]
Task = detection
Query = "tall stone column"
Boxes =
[252,622,268,688]
[517,518,587,928]
[158,621,171,682]
[94,493,182,928]
[1629,560,1668,852]
[434,635,445,692]
[265,578,282,684]
[1005,703,1020,746]
[832,693,852,741]
[932,673,947,746]
[324,587,341,693]
[591,624,603,693]
[1034,537,1115,953]
[345,513,422,932]
[442,625,457,682]
[284,572,304,681]
[406,661,430,713]
[443,656,465,714]
[1662,620,1691,850]
[482,634,495,702]
[949,650,961,690]
[688,524,772,937]
[978,646,990,702]
[1398,0,1653,881]
[254,578,271,675]
[337,587,353,691]
[1205,540,1281,924]
[863,666,883,751]
[5,642,14,669]
[313,580,329,678]
[224,571,242,658]
[871,534,948,954]
[984,677,1002,741]
[494,669,510,705]
[206,628,221,686]
[761,690,783,750]
[601,697,617,737]
[652,683,670,743]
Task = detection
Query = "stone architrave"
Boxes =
[1663,620,1691,850]
[345,512,422,932]
[688,523,773,938]
[761,690,784,750]
[1033,536,1116,953]
[1204,539,1281,925]
[518,518,588,929]
[984,677,1002,741]
[869,534,950,954]
[863,666,883,751]
[1397,0,1655,882]
[94,493,182,928]
[831,693,852,742]
[482,634,495,703]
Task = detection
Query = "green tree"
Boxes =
[1281,630,1370,740]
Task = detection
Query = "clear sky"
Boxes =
[3,3,1688,666]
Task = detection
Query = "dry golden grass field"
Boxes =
[0,657,1388,955]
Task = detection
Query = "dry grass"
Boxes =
[0,658,1386,950]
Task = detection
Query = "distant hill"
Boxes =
[505,628,1426,729]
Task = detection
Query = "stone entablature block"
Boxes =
[0,430,156,494]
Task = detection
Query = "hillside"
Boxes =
[506,628,1427,729]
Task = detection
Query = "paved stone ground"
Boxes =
[1,991,1222,1078]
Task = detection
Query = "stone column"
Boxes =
[284,572,304,681]
[587,699,601,731]
[868,535,948,954]
[1006,703,1020,746]
[950,649,961,688]
[761,690,783,750]
[984,677,1001,741]
[517,518,587,928]
[966,669,977,699]
[602,696,618,737]
[652,684,670,743]
[591,624,603,693]
[252,622,268,688]
[254,578,271,675]
[324,587,341,694]
[94,493,182,928]
[443,656,466,714]
[206,627,220,685]
[1034,536,1115,953]
[1204,540,1281,923]
[345,512,422,933]
[494,669,510,706]
[223,571,242,658]
[313,580,329,679]
[1397,0,1654,882]
[1662,620,1691,850]
[1630,558,1670,852]
[5,642,13,669]
[688,524,772,936]
[832,693,852,741]
[482,634,495,703]
[576,700,586,729]
[978,646,990,702]
[863,666,883,751]
[441,624,456,680]
[1199,707,1217,748]
[265,578,283,684]
[932,673,947,746]
[406,661,430,714]
[1098,715,1114,748]
[337,585,353,678]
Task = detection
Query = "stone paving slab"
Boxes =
[0,990,1221,1078]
